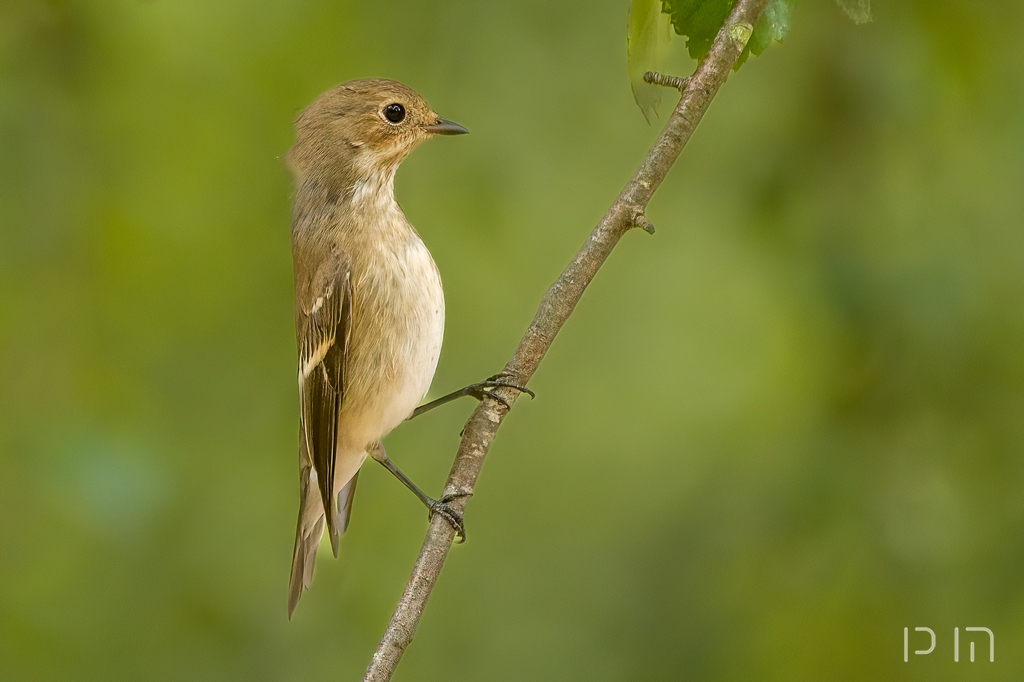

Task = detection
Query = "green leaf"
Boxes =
[661,0,733,63]
[659,0,794,68]
[835,0,872,24]
[628,0,673,123]
[736,0,794,68]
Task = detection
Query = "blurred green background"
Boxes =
[2,0,1023,679]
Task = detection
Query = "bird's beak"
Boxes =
[423,117,469,135]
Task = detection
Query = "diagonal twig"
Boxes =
[363,1,768,679]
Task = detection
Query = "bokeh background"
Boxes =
[2,0,1023,680]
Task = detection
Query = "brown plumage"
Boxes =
[285,79,467,617]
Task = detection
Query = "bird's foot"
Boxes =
[465,372,535,411]
[428,491,473,543]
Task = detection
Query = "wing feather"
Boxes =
[298,262,351,542]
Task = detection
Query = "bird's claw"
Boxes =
[428,491,472,543]
[467,372,535,410]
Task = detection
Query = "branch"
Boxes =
[363,1,768,678]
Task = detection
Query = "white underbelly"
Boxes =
[337,235,445,456]
[377,288,444,434]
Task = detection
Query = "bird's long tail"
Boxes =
[287,468,358,618]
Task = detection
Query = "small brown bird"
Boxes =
[285,79,528,616]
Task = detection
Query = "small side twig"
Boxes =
[362,1,768,680]
[626,203,656,234]
[643,70,690,91]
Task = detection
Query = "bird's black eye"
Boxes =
[383,103,405,123]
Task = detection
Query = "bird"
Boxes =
[284,78,530,617]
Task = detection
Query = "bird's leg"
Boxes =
[409,371,535,418]
[369,444,472,542]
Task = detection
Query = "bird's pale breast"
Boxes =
[336,218,445,461]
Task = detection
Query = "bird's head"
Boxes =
[286,78,467,190]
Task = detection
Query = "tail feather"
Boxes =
[328,472,359,557]
[287,469,359,618]
[288,466,324,618]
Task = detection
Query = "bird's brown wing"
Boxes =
[298,257,353,545]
